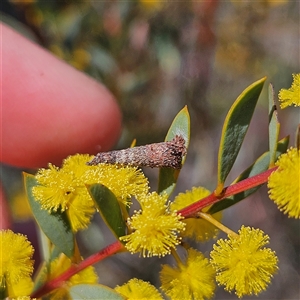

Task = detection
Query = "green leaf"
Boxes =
[24,173,74,258]
[217,77,266,188]
[158,106,190,196]
[69,284,125,299]
[209,136,289,214]
[268,83,280,166]
[87,184,126,238]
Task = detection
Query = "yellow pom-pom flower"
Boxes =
[33,154,149,231]
[160,248,216,300]
[32,156,96,232]
[210,226,278,298]
[0,230,34,297]
[278,73,300,108]
[84,164,149,206]
[268,147,300,218]
[46,254,98,299]
[115,278,163,300]
[171,187,222,241]
[120,192,185,257]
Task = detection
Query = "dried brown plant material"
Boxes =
[88,135,187,169]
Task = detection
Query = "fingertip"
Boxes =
[1,23,122,168]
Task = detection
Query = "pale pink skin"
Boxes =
[0,22,122,228]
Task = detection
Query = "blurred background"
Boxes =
[1,0,299,298]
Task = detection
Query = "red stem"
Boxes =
[31,241,124,298]
[179,167,277,217]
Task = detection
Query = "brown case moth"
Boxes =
[87,135,187,169]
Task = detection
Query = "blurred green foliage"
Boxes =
[4,0,298,147]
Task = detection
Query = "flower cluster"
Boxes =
[32,154,149,231]
[0,229,100,299]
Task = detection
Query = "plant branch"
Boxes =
[178,167,277,217]
[31,241,124,298]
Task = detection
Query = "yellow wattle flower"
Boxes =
[120,192,185,257]
[33,163,76,212]
[268,147,300,218]
[171,187,222,241]
[32,154,149,232]
[160,248,216,300]
[0,230,34,297]
[210,226,278,298]
[32,158,96,232]
[84,163,149,206]
[278,73,300,108]
[115,278,163,300]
